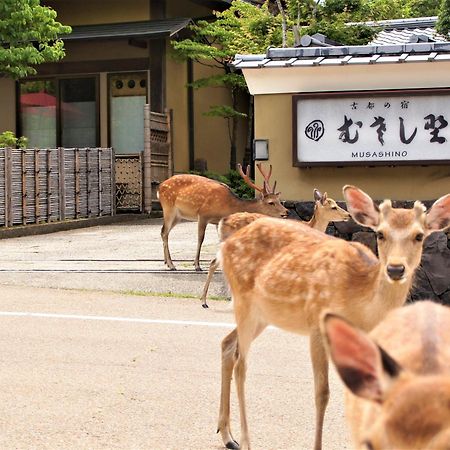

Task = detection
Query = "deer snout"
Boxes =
[387,264,406,281]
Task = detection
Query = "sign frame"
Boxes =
[292,88,450,167]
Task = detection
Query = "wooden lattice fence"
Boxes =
[0,147,114,227]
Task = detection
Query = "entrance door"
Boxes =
[109,72,148,211]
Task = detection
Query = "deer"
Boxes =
[158,164,288,271]
[216,185,450,450]
[322,300,450,450]
[200,189,351,308]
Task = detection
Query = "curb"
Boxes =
[0,213,162,240]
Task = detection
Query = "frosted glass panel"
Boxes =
[20,81,57,148]
[111,96,146,154]
[61,78,97,147]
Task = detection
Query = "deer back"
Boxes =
[220,217,379,333]
[323,301,450,450]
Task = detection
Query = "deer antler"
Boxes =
[237,164,264,194]
[256,163,276,194]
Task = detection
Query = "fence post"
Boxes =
[21,150,27,225]
[58,147,66,221]
[5,148,12,227]
[46,150,52,222]
[143,104,152,214]
[75,148,80,219]
[35,149,40,223]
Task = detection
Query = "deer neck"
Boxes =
[364,269,414,331]
[231,197,263,214]
[307,206,328,232]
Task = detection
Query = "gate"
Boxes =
[115,154,143,212]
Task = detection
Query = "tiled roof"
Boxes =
[363,16,448,45]
[63,18,192,41]
[233,42,450,69]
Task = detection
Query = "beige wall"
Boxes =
[0,78,16,134]
[254,93,450,202]
[166,44,189,172]
[44,0,149,24]
[250,62,450,202]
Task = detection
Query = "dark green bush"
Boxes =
[190,169,255,199]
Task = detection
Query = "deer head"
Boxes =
[343,185,450,284]
[322,307,450,450]
[313,188,351,223]
[237,163,288,218]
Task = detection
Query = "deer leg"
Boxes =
[218,328,239,449]
[161,210,179,270]
[234,317,267,450]
[310,328,330,450]
[218,320,266,450]
[194,218,208,271]
[200,257,219,308]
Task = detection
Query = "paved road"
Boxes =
[0,220,352,449]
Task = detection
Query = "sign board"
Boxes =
[293,89,450,167]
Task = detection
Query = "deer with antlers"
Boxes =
[216,185,450,450]
[200,189,351,307]
[158,163,288,271]
[322,300,450,450]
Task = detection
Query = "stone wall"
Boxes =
[284,200,450,304]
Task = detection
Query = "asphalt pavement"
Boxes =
[0,218,351,449]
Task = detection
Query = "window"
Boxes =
[109,72,148,154]
[19,77,99,148]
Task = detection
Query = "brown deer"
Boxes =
[216,186,450,450]
[200,189,351,308]
[322,300,450,450]
[158,164,288,271]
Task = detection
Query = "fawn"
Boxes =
[322,300,450,450]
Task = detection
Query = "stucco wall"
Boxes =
[251,63,450,202]
[0,78,16,134]
[44,0,149,24]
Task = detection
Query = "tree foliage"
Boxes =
[0,0,71,79]
[437,0,450,36]
[172,0,442,169]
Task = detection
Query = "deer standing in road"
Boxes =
[322,300,450,450]
[216,185,450,450]
[200,189,351,307]
[158,164,288,271]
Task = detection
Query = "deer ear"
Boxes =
[314,189,323,203]
[426,194,450,232]
[321,313,402,403]
[343,185,379,229]
[322,192,328,205]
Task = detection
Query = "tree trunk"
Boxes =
[230,88,239,170]
[276,0,288,47]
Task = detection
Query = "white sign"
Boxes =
[294,90,450,166]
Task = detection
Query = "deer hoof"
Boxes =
[195,267,203,272]
[202,303,209,309]
[225,441,239,450]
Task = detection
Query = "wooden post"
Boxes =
[4,148,12,227]
[98,148,103,216]
[58,147,66,221]
[166,108,173,177]
[86,148,91,217]
[35,149,40,223]
[75,149,80,219]
[46,150,52,222]
[111,148,115,216]
[21,150,27,225]
[143,104,152,214]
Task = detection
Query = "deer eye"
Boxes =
[332,206,337,210]
[376,231,384,240]
[363,441,375,450]
[415,233,424,242]
[268,201,275,205]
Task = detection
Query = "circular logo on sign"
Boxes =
[305,120,324,142]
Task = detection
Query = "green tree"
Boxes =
[437,0,450,36]
[172,2,285,170]
[0,0,71,79]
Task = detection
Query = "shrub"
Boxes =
[0,131,28,149]
[190,169,255,199]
